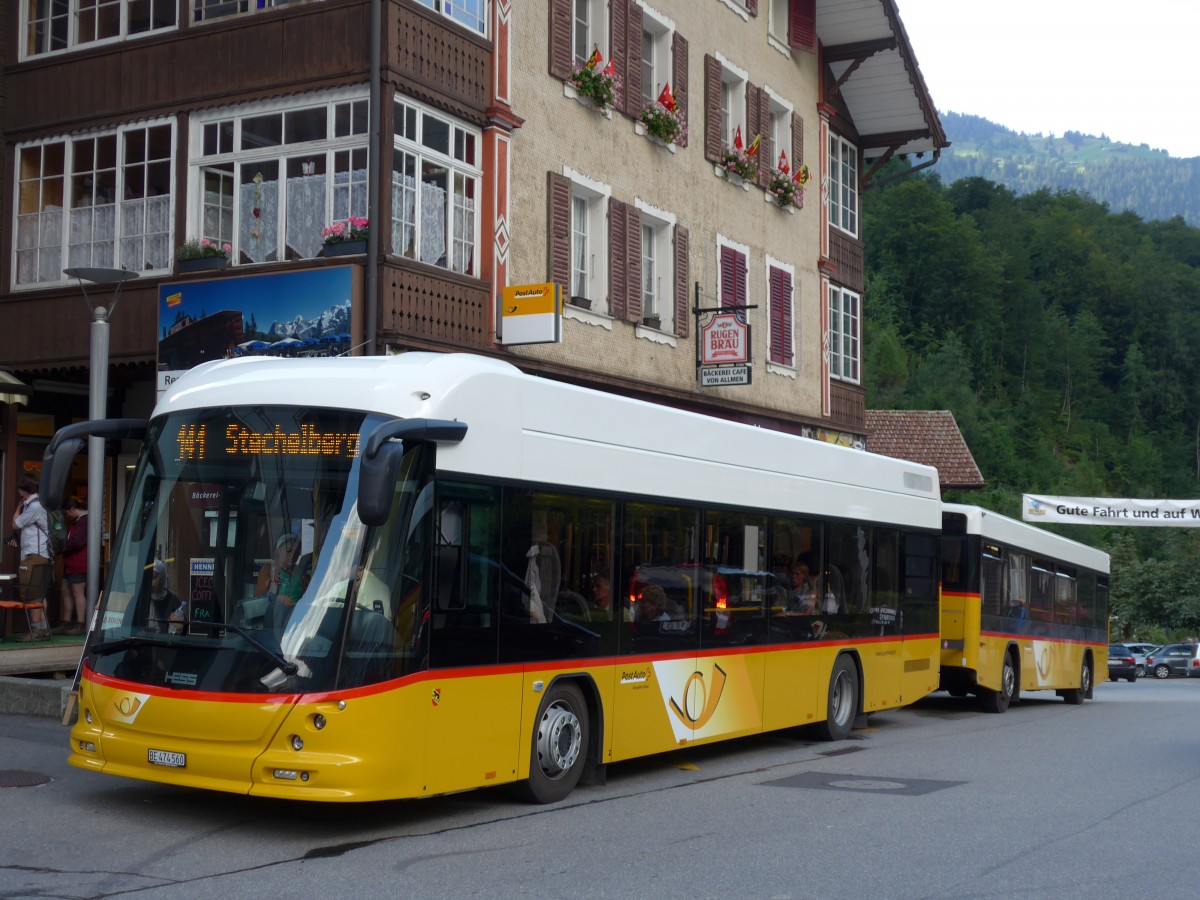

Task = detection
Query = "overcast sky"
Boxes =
[896,0,1200,159]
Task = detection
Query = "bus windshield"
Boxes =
[90,405,428,695]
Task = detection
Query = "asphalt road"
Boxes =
[1,675,1195,899]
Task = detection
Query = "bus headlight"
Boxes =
[290,734,304,751]
[312,714,326,731]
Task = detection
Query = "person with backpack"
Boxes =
[8,475,51,640]
[53,498,87,635]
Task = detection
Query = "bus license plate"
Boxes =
[148,749,186,768]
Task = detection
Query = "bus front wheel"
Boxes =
[980,652,1017,713]
[518,681,589,804]
[814,656,858,741]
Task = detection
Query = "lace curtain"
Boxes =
[16,195,170,284]
[238,170,367,263]
[389,172,459,268]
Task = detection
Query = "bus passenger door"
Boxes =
[424,491,523,796]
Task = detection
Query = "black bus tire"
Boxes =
[1062,657,1090,704]
[814,655,858,741]
[980,651,1017,713]
[517,681,588,804]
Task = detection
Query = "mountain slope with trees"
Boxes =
[863,168,1200,639]
[933,112,1200,227]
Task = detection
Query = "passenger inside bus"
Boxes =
[788,557,818,614]
[256,532,302,630]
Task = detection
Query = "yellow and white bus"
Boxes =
[49,352,944,802]
[939,503,1110,713]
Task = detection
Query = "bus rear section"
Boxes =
[939,505,1110,713]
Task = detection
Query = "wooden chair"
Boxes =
[0,561,53,642]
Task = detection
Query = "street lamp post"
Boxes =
[63,267,138,629]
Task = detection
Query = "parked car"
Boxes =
[1145,643,1197,678]
[1187,644,1200,678]
[1125,642,1159,677]
[1108,644,1138,682]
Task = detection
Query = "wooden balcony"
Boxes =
[379,262,491,350]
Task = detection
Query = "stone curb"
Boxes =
[0,675,73,719]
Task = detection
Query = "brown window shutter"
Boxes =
[672,33,688,148]
[548,0,572,80]
[548,172,571,293]
[735,249,748,307]
[788,0,816,53]
[745,83,762,188]
[673,225,689,338]
[624,1,644,117]
[769,266,793,365]
[745,0,758,16]
[704,54,721,164]
[746,82,770,188]
[792,113,804,168]
[609,198,628,320]
[625,204,643,323]
[610,0,628,116]
[717,247,750,308]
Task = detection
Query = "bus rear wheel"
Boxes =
[517,681,589,804]
[1062,658,1090,705]
[980,651,1017,713]
[814,656,858,741]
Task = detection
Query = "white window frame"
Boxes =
[765,87,792,173]
[564,166,610,310]
[414,0,488,37]
[715,54,748,149]
[13,119,176,289]
[572,0,608,68]
[635,199,674,330]
[21,0,177,60]
[393,96,482,276]
[828,283,861,384]
[767,0,789,46]
[191,0,312,27]
[637,2,675,110]
[189,89,370,267]
[828,132,859,237]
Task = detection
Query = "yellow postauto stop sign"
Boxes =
[500,283,562,345]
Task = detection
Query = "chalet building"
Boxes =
[0,0,944,530]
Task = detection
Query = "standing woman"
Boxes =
[9,475,51,640]
[55,498,87,635]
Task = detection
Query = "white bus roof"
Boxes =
[942,502,1109,574]
[160,352,942,529]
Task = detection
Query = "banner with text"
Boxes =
[1022,494,1200,527]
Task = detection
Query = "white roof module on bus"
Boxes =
[161,352,942,529]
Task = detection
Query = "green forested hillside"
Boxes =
[863,169,1200,638]
[934,112,1200,227]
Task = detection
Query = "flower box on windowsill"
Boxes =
[633,121,677,153]
[178,256,229,274]
[714,165,751,191]
[320,239,367,257]
[763,192,795,214]
[641,315,662,330]
[568,296,592,311]
[563,83,613,119]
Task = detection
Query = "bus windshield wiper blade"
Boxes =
[219,622,299,677]
[89,635,174,657]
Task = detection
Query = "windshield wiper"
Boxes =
[217,622,299,677]
[89,634,175,657]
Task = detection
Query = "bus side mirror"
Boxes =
[358,442,403,527]
[41,418,149,509]
[356,418,468,528]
